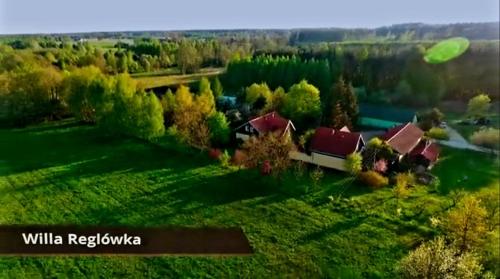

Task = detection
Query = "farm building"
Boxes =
[409,140,440,168]
[358,103,417,129]
[380,122,439,168]
[235,111,295,141]
[290,127,365,171]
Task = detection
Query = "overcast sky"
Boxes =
[0,0,498,34]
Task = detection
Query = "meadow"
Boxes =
[0,120,498,278]
[134,68,224,89]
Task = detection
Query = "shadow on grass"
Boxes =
[431,147,499,194]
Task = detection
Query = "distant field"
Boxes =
[0,120,498,277]
[134,68,224,89]
[85,38,134,49]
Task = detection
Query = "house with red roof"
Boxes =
[380,122,439,167]
[290,126,365,171]
[409,140,440,168]
[235,111,295,141]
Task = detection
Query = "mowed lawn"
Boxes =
[0,121,498,278]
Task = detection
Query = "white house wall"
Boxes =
[289,151,347,171]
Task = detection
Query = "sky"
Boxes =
[0,0,498,34]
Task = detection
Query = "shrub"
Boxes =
[359,171,389,188]
[344,152,363,176]
[426,127,449,140]
[219,150,231,168]
[393,172,415,199]
[310,167,324,187]
[232,149,247,167]
[208,148,222,160]
[470,128,500,149]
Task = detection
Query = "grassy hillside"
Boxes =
[0,121,498,278]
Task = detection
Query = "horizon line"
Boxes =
[1,21,498,37]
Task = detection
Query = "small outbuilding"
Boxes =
[235,111,295,141]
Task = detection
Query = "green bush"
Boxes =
[359,171,389,188]
[470,128,500,149]
[425,127,449,140]
[219,150,231,168]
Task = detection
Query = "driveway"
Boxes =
[438,126,499,155]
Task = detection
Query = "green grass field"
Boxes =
[0,121,498,278]
[424,37,470,64]
[134,68,224,89]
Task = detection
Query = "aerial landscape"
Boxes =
[0,0,499,278]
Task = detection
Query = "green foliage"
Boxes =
[245,83,272,107]
[345,152,363,176]
[211,77,223,98]
[426,127,449,140]
[359,171,389,188]
[363,138,394,169]
[1,65,64,126]
[282,80,322,131]
[393,172,415,199]
[467,93,491,119]
[470,128,499,150]
[207,112,230,146]
[177,40,202,74]
[101,75,165,140]
[419,108,444,130]
[64,66,110,123]
[219,150,231,168]
[398,237,483,279]
[298,129,316,152]
[328,76,358,128]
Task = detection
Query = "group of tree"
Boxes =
[64,66,165,139]
[399,191,500,278]
[161,77,230,149]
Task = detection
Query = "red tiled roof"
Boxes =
[310,127,363,158]
[381,123,424,154]
[410,141,440,162]
[248,112,295,135]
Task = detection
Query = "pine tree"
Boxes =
[329,76,358,127]
[331,102,351,129]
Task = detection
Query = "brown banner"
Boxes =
[0,225,253,256]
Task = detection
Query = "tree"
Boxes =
[467,93,491,119]
[3,65,65,125]
[344,152,362,176]
[399,237,483,279]
[177,40,202,74]
[331,102,351,129]
[63,66,110,123]
[172,85,210,149]
[196,78,216,117]
[207,111,230,146]
[362,138,394,170]
[160,89,175,126]
[212,77,223,98]
[265,86,286,113]
[330,76,358,128]
[241,133,294,180]
[282,80,322,131]
[100,74,165,140]
[445,196,488,252]
[245,83,272,107]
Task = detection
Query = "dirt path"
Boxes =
[438,126,499,155]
